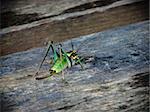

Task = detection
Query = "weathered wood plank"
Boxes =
[0,0,149,56]
[1,0,99,28]
[0,0,143,28]
[0,21,149,112]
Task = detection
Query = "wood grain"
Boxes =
[0,21,149,112]
[0,0,149,56]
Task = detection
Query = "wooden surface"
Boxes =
[0,21,149,112]
[1,0,116,28]
[0,0,149,56]
[0,0,145,28]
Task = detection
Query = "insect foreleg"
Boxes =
[61,69,69,85]
[75,57,84,69]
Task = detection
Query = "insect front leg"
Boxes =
[61,69,69,85]
[75,57,84,70]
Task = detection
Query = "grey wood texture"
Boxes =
[0,0,148,56]
[0,21,149,112]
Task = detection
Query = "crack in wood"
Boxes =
[0,0,119,28]
[1,0,146,29]
[62,0,119,14]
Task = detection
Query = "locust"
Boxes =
[35,41,83,80]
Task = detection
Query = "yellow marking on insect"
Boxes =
[72,56,78,59]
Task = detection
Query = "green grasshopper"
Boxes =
[35,41,83,80]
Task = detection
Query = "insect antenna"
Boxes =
[76,40,86,53]
[71,40,74,51]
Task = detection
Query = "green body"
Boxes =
[51,55,69,73]
[35,41,83,79]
